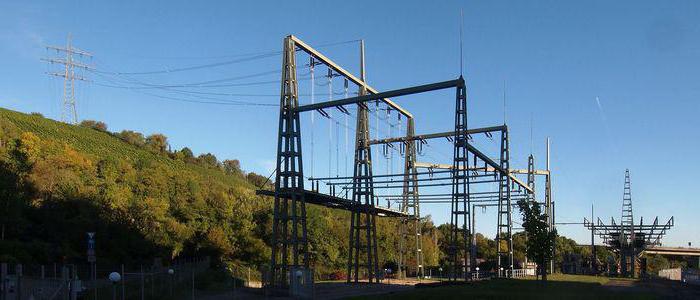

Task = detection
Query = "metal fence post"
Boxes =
[191,260,195,300]
[140,265,144,300]
[150,267,154,299]
[1,263,6,300]
[121,264,125,300]
[61,266,68,300]
[16,264,22,300]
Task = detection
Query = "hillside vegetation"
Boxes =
[0,108,274,267]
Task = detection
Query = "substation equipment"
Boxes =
[584,169,674,277]
[257,35,555,294]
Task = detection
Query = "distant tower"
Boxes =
[43,34,93,124]
[619,169,636,276]
[621,169,634,230]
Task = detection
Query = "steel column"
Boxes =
[347,41,380,283]
[448,77,470,281]
[270,36,309,289]
[496,126,513,277]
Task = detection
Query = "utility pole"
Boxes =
[546,138,554,274]
[591,204,597,273]
[42,33,93,124]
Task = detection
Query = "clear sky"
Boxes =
[1,1,698,247]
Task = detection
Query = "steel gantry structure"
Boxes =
[583,169,674,277]
[393,137,554,278]
[261,35,416,292]
[260,34,555,294]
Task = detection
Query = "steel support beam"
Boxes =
[296,79,462,113]
[414,162,534,194]
[289,35,412,119]
[368,125,506,145]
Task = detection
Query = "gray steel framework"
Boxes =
[496,127,514,277]
[583,169,674,277]
[266,35,416,290]
[448,77,471,281]
[265,34,553,289]
[269,36,309,289]
[397,118,423,279]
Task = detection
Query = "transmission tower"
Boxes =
[496,126,513,277]
[620,169,635,276]
[43,34,93,124]
[448,76,470,281]
[269,36,309,290]
[347,40,380,283]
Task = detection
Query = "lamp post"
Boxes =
[500,267,504,278]
[439,267,443,282]
[109,272,121,300]
[168,269,174,296]
[475,267,480,280]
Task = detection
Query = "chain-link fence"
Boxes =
[1,257,211,300]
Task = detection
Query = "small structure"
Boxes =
[584,169,674,277]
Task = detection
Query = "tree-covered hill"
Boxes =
[0,108,275,268]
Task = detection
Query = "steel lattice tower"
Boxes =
[270,36,309,289]
[398,118,423,279]
[347,40,380,283]
[620,169,635,276]
[449,76,470,281]
[527,155,536,203]
[496,126,513,277]
[43,34,92,124]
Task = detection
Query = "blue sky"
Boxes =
[1,1,698,247]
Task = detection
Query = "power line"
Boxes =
[92,52,279,75]
[92,73,277,107]
[113,38,361,60]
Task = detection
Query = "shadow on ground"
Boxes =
[348,277,700,300]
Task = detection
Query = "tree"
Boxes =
[145,134,168,153]
[517,198,557,281]
[222,159,241,175]
[197,153,219,168]
[246,172,269,188]
[180,147,194,159]
[118,130,145,147]
[175,147,195,163]
[79,120,108,132]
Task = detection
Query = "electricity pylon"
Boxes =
[43,34,93,124]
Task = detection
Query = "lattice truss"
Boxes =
[259,35,554,288]
[584,170,674,251]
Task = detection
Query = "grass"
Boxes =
[351,274,658,300]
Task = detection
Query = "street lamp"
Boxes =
[108,272,121,300]
[168,269,175,296]
[439,267,443,282]
[500,267,504,278]
[295,270,303,284]
[475,267,480,280]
